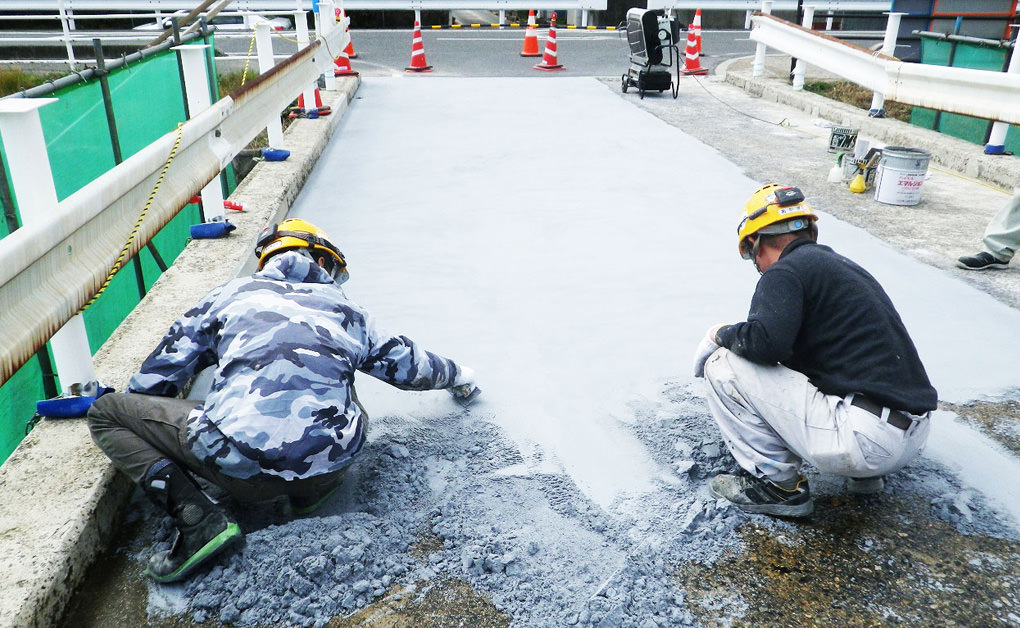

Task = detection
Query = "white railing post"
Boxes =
[0,98,98,394]
[752,1,774,77]
[869,12,903,117]
[175,44,225,222]
[57,0,76,70]
[792,5,815,90]
[254,21,286,149]
[295,10,317,112]
[986,25,1020,154]
[318,0,337,91]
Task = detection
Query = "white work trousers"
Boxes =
[983,189,1020,262]
[702,349,930,484]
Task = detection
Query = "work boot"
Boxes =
[956,251,1009,271]
[709,472,814,517]
[141,459,243,583]
[846,476,885,495]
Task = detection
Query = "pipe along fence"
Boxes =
[0,5,350,466]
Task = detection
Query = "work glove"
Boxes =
[693,325,724,378]
[450,366,481,405]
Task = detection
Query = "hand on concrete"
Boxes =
[693,325,723,378]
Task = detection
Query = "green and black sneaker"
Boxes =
[290,484,342,517]
[141,459,243,583]
[709,472,814,517]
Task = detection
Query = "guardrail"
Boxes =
[750,12,1020,126]
[0,4,348,388]
[0,0,609,12]
[652,1,890,9]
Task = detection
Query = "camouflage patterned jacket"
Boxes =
[127,251,463,480]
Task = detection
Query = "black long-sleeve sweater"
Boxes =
[715,238,937,414]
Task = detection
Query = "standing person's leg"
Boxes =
[982,190,1020,263]
[958,190,1020,270]
[88,393,242,582]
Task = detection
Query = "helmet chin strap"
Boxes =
[750,236,765,275]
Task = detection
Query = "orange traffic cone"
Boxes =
[533,12,564,71]
[334,48,359,77]
[682,25,707,75]
[335,7,358,58]
[520,10,541,57]
[693,8,703,55]
[405,20,433,72]
[297,88,323,109]
[295,88,331,117]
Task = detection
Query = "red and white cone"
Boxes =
[533,12,564,71]
[693,8,703,56]
[682,25,707,75]
[405,20,433,72]
[520,9,541,57]
[334,48,359,76]
[335,7,358,58]
[294,88,331,118]
[297,88,323,109]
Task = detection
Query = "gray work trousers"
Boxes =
[702,349,930,483]
[983,189,1020,262]
[88,392,353,503]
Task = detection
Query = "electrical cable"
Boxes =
[686,73,792,128]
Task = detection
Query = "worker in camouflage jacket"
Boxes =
[88,218,479,583]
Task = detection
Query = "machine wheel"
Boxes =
[621,74,629,93]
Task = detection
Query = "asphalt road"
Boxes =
[213,27,760,78]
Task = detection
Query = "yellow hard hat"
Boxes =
[737,184,817,259]
[254,218,347,278]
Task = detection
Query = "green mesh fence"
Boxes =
[911,36,1019,153]
[0,38,235,466]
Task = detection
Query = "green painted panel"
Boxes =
[0,40,240,468]
[38,81,118,201]
[107,51,187,159]
[0,357,48,466]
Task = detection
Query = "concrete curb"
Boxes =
[717,55,1020,192]
[0,77,360,628]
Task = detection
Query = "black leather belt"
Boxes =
[850,394,913,431]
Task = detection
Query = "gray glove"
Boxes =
[450,366,481,405]
[693,326,723,378]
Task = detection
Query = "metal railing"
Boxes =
[0,0,608,14]
[0,2,349,388]
[749,12,1020,125]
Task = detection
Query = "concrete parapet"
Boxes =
[0,77,360,628]
[719,55,1020,193]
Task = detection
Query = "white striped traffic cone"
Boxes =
[334,48,359,77]
[405,20,433,72]
[682,25,707,75]
[520,9,541,57]
[334,7,358,58]
[693,8,703,56]
[533,12,564,71]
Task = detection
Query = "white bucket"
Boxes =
[873,146,930,206]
